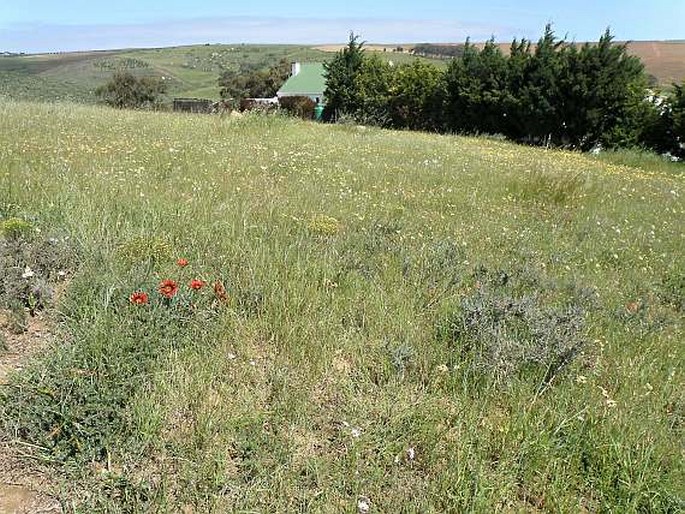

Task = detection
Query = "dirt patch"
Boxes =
[0,311,54,385]
[0,310,62,513]
[0,480,61,514]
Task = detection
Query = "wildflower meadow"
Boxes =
[0,99,683,511]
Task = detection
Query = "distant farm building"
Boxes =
[173,98,212,113]
[277,62,326,105]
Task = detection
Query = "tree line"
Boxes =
[324,28,685,157]
[412,43,466,59]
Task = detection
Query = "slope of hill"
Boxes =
[0,45,334,103]
[0,100,683,511]
[628,40,685,85]
[12,39,684,106]
[0,44,443,104]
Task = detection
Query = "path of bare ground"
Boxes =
[0,311,62,514]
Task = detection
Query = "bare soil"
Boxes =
[0,311,62,514]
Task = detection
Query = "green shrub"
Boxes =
[279,95,316,119]
[0,228,76,312]
[0,217,33,239]
[435,267,587,385]
[96,71,166,109]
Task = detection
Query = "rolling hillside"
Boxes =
[2,40,682,105]
[0,44,442,104]
[0,45,333,103]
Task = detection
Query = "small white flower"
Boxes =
[351,427,362,438]
[227,353,237,360]
[357,496,370,514]
[22,266,35,279]
[406,447,416,461]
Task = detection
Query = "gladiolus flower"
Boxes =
[130,291,149,305]
[177,258,189,267]
[158,279,179,299]
[189,279,206,290]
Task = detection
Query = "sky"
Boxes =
[1,0,683,53]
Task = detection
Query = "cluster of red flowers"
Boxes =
[129,258,219,306]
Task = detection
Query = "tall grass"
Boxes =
[0,100,683,512]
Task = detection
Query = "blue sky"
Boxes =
[1,1,683,53]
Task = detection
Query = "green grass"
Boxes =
[0,100,683,512]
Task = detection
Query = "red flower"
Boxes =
[177,258,189,267]
[158,279,179,299]
[130,291,149,305]
[189,279,206,290]
[213,280,228,302]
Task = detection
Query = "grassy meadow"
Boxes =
[0,100,683,512]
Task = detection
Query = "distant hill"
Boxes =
[0,44,442,105]
[1,41,683,105]
[0,45,335,104]
[623,41,685,85]
[485,40,685,86]
[318,40,685,86]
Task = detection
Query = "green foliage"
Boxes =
[0,227,75,312]
[445,38,511,135]
[324,37,445,129]
[116,235,173,267]
[672,82,685,149]
[351,55,394,126]
[96,70,167,109]
[325,26,676,155]
[638,82,685,158]
[557,30,648,149]
[413,43,466,59]
[0,217,33,239]
[389,60,445,130]
[2,296,218,463]
[218,59,290,104]
[278,95,316,119]
[322,32,366,120]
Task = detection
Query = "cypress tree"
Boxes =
[322,32,366,120]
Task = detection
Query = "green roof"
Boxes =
[277,63,326,95]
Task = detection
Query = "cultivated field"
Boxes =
[0,100,683,512]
